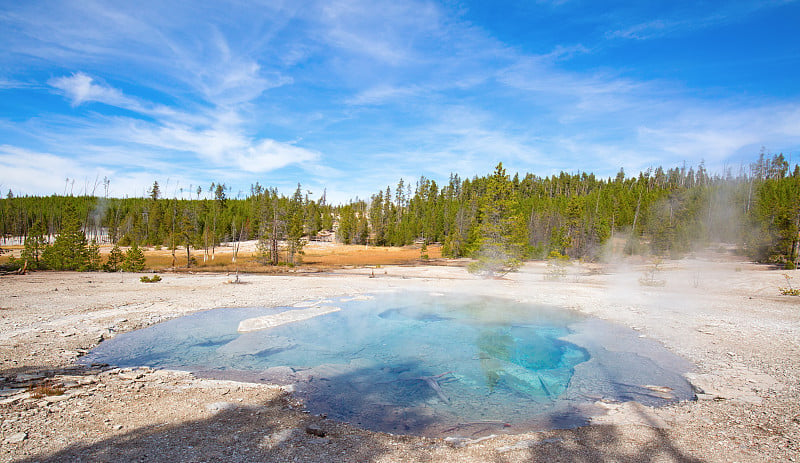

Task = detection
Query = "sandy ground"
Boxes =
[1,257,799,462]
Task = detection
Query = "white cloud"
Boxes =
[47,72,184,121]
[42,67,318,176]
[194,31,294,106]
[238,139,320,172]
[49,72,130,107]
[0,144,216,198]
[0,145,108,195]
[119,118,320,174]
[318,0,445,65]
[638,104,800,164]
[346,84,423,105]
[0,79,35,89]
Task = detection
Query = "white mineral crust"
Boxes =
[237,306,341,333]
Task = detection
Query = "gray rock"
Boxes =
[305,424,326,437]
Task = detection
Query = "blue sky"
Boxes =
[1,0,799,202]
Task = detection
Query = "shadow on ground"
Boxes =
[13,404,707,463]
[5,360,706,463]
[13,393,389,462]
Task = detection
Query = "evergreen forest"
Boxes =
[1,154,799,272]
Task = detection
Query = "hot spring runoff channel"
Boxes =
[82,292,695,436]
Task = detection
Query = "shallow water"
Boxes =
[82,292,695,436]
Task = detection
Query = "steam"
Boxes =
[89,197,109,243]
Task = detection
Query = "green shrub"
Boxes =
[140,274,162,283]
[544,250,568,281]
[122,244,146,272]
[779,273,799,296]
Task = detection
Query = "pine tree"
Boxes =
[122,243,146,272]
[40,207,90,271]
[149,181,161,201]
[287,184,306,264]
[86,239,102,271]
[20,221,47,269]
[104,244,124,272]
[468,163,527,277]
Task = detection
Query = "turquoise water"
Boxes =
[82,292,694,436]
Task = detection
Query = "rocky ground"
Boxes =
[0,258,798,462]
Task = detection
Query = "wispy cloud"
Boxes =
[0,78,36,89]
[605,1,796,41]
[49,72,132,107]
[0,145,116,196]
[606,19,675,41]
[638,104,800,164]
[44,71,320,180]
[124,121,320,173]
[319,0,445,65]
[346,84,424,106]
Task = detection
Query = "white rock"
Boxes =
[206,401,238,413]
[5,432,27,444]
[44,394,70,403]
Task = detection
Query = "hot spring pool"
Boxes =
[81,292,695,436]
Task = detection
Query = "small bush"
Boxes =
[544,250,569,281]
[28,381,65,398]
[779,273,799,296]
[117,234,132,247]
[140,274,162,283]
[639,258,666,287]
[786,261,796,270]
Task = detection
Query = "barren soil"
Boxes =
[1,257,799,462]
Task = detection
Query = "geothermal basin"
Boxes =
[82,291,695,436]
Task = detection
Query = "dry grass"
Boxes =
[145,243,444,271]
[302,244,442,267]
[1,242,445,272]
[28,381,65,398]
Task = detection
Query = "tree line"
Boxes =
[1,153,798,272]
